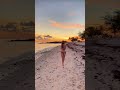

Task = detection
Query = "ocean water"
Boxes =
[0,39,34,64]
[35,43,60,53]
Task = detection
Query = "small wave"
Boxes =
[35,46,58,60]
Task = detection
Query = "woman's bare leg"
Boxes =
[61,52,64,68]
[62,54,64,67]
[61,51,66,68]
[62,52,66,68]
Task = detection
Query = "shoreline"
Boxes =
[35,42,85,60]
[35,43,60,53]
[35,45,60,60]
[35,45,59,53]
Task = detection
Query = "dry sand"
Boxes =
[86,39,120,90]
[35,42,85,90]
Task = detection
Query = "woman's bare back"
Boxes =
[61,41,66,68]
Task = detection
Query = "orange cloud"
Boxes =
[49,20,84,29]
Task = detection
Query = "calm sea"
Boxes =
[0,40,34,64]
[0,40,60,64]
[35,43,60,53]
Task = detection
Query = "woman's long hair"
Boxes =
[61,41,66,49]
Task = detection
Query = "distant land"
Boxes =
[47,41,62,43]
[9,39,35,42]
[38,41,63,44]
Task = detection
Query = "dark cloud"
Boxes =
[44,35,53,39]
[36,35,43,40]
[36,35,53,40]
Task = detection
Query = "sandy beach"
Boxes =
[86,38,120,90]
[0,51,35,90]
[35,42,85,90]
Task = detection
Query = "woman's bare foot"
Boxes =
[62,63,64,68]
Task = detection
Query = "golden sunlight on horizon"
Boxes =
[35,33,69,42]
[35,33,85,43]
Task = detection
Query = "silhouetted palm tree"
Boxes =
[86,26,102,38]
[79,31,85,39]
[69,37,78,42]
[103,10,120,36]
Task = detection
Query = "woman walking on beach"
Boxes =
[61,41,66,68]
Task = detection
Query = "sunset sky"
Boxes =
[35,0,85,41]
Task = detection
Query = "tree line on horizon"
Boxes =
[0,21,35,32]
[79,10,120,39]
